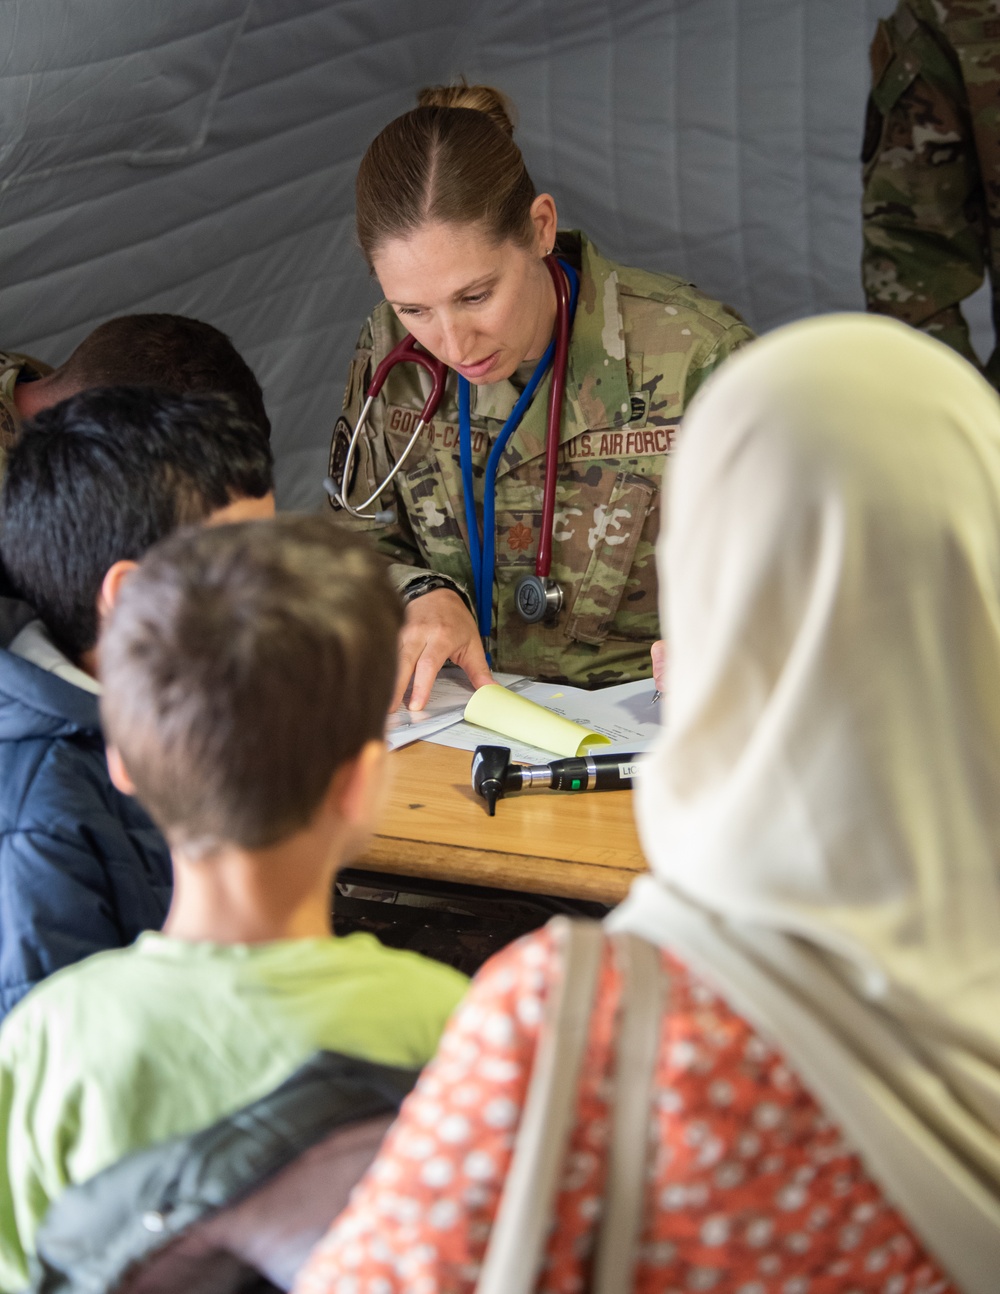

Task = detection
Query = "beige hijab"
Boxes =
[610,314,1000,1291]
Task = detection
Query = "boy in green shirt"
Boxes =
[0,515,468,1288]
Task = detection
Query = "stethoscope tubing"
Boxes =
[338,393,424,516]
[459,333,553,645]
[333,256,579,647]
[537,258,573,580]
[333,334,447,518]
[460,257,579,648]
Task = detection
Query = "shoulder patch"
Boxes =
[327,417,357,508]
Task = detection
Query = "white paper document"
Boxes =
[386,668,531,750]
[422,675,663,763]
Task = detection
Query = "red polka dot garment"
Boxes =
[295,926,954,1294]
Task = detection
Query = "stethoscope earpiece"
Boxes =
[325,475,394,524]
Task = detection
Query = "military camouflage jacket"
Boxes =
[0,350,51,480]
[329,232,752,687]
[862,0,1000,385]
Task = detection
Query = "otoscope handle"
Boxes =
[548,753,641,792]
[471,745,641,815]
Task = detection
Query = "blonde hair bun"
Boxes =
[416,82,516,138]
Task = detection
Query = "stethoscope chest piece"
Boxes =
[514,574,563,624]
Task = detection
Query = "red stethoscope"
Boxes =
[327,255,579,648]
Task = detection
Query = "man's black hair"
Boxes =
[0,386,274,664]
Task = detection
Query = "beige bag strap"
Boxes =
[474,916,605,1294]
[591,933,668,1294]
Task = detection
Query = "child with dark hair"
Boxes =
[0,514,467,1287]
[0,386,275,1020]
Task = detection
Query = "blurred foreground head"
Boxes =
[100,515,402,859]
[643,313,1000,951]
[615,314,1000,1289]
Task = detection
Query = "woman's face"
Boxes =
[372,210,557,386]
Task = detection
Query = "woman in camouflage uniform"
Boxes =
[330,84,752,709]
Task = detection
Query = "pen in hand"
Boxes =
[649,640,665,708]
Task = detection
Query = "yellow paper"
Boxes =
[464,684,611,758]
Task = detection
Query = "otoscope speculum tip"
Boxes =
[471,745,516,815]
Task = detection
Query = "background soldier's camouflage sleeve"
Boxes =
[861,0,1000,381]
[0,351,54,485]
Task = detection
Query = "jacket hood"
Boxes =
[0,597,101,742]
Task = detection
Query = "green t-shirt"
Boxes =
[0,932,468,1288]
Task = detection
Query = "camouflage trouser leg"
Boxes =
[869,293,1000,390]
[861,2,994,371]
[925,301,985,371]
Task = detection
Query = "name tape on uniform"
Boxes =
[562,427,676,461]
[386,406,677,461]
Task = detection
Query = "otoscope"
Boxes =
[471,744,641,816]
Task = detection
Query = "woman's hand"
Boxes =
[651,639,667,695]
[394,588,494,711]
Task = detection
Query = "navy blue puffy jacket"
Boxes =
[0,602,172,1020]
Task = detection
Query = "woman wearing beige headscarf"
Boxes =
[297,315,979,1293]
[611,311,1000,1290]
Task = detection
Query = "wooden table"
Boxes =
[350,742,647,904]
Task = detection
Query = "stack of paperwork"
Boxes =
[387,666,662,764]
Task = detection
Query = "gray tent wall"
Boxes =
[0,0,980,508]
